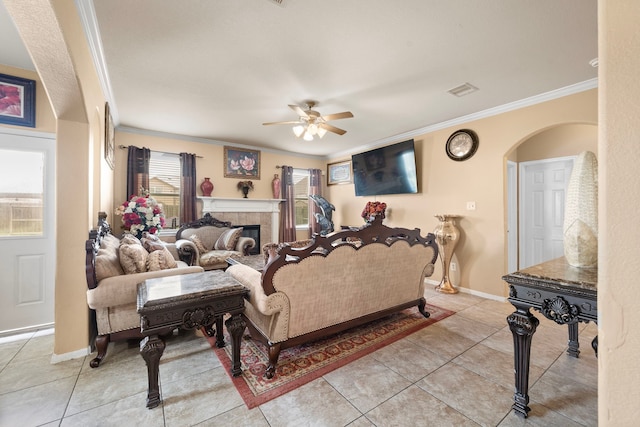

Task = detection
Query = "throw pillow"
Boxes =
[95,248,125,281]
[214,227,243,251]
[119,242,149,274]
[189,234,208,255]
[147,247,178,271]
[121,234,142,246]
[141,232,165,253]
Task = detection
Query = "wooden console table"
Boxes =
[502,257,597,418]
[137,271,249,409]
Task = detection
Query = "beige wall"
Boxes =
[327,89,597,298]
[599,1,640,424]
[515,124,597,162]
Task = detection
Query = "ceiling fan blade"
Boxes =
[321,111,353,121]
[263,120,302,126]
[289,104,309,118]
[319,122,347,135]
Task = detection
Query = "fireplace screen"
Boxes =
[239,224,260,255]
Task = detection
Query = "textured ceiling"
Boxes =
[2,0,598,158]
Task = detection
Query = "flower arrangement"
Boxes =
[115,190,166,238]
[237,180,254,198]
[361,201,387,222]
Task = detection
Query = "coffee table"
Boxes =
[137,271,249,409]
[227,254,265,271]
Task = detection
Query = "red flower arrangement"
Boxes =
[115,190,166,238]
[361,201,387,222]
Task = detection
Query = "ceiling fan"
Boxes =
[263,101,354,141]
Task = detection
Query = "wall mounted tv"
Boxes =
[352,139,418,196]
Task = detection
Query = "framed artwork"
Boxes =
[104,102,115,169]
[0,73,36,127]
[224,146,261,179]
[327,160,353,185]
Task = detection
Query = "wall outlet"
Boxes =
[450,262,457,271]
[466,201,476,210]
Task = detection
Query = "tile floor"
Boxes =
[0,286,598,427]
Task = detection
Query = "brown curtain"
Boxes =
[179,152,197,224]
[280,165,296,242]
[308,168,323,235]
[126,146,150,197]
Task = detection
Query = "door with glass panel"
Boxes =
[0,132,56,334]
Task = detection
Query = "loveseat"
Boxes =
[85,212,203,367]
[226,216,439,378]
[175,213,255,270]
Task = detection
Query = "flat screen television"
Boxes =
[352,139,418,196]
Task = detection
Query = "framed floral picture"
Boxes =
[327,160,353,185]
[224,146,261,179]
[0,73,36,128]
[104,102,115,169]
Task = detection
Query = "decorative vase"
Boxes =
[242,186,250,198]
[563,151,598,268]
[272,174,281,199]
[433,214,462,294]
[200,178,213,197]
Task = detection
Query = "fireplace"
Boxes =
[239,224,260,255]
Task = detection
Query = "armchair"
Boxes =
[175,213,256,270]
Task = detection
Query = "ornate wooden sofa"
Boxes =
[226,216,439,378]
[175,213,256,270]
[85,212,203,367]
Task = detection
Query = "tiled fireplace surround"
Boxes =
[198,197,283,250]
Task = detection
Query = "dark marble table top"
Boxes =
[227,255,266,272]
[507,257,597,293]
[138,271,246,309]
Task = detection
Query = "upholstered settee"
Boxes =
[175,213,255,270]
[226,216,439,378]
[85,212,203,368]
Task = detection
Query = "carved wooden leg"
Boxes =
[90,334,110,368]
[215,316,225,348]
[225,313,247,377]
[265,343,282,379]
[591,335,598,357]
[507,305,539,418]
[418,297,431,318]
[566,322,580,358]
[140,335,165,409]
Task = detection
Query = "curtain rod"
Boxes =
[118,144,203,159]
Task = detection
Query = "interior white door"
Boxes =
[519,156,574,269]
[507,160,518,273]
[0,131,56,334]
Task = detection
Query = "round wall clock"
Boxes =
[445,129,479,161]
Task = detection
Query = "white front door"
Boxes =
[519,156,574,269]
[0,131,56,335]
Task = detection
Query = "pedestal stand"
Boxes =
[433,214,462,294]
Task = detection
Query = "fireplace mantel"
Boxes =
[198,197,283,244]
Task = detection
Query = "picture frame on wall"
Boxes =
[327,160,353,185]
[104,102,115,169]
[0,73,36,128]
[224,146,261,179]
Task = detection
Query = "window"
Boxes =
[149,151,181,229]
[292,169,310,228]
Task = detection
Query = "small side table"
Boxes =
[137,271,249,409]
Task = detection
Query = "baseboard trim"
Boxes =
[51,346,91,364]
[424,278,506,302]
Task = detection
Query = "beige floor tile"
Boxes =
[0,353,83,394]
[529,370,598,426]
[194,404,269,426]
[457,303,512,329]
[371,336,449,382]
[497,402,586,427]
[323,355,412,413]
[433,313,500,343]
[60,390,164,427]
[547,350,597,390]
[347,416,376,426]
[0,340,25,370]
[407,323,478,360]
[260,377,361,427]
[81,338,143,373]
[426,293,485,313]
[161,366,244,426]
[365,385,479,426]
[13,332,55,361]
[0,375,75,427]
[418,363,513,426]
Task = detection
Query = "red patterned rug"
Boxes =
[206,303,455,408]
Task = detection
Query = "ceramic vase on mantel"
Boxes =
[200,178,213,197]
[433,214,462,294]
[272,174,281,199]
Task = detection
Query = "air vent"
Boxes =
[448,83,479,97]
[267,0,286,6]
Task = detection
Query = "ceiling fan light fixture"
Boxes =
[307,123,318,135]
[317,127,327,138]
[292,125,305,137]
[303,131,314,141]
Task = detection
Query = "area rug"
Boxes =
[206,303,455,408]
